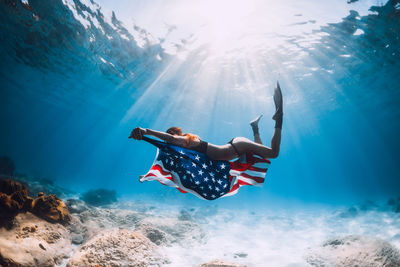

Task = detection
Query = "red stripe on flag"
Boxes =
[240,173,265,183]
[238,179,252,186]
[177,188,188,193]
[228,182,239,193]
[144,173,173,181]
[248,166,268,172]
[230,162,251,172]
[246,153,271,164]
[150,164,171,176]
[249,157,271,164]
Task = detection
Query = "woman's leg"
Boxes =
[207,131,281,161]
[250,115,263,144]
[207,82,283,160]
[233,82,283,159]
[231,131,280,159]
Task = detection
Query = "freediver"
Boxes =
[129,81,283,161]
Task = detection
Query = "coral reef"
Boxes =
[31,192,70,224]
[0,179,70,228]
[2,178,400,266]
[0,179,33,228]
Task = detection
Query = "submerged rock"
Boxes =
[67,228,167,266]
[178,209,193,221]
[0,178,26,195]
[0,179,33,228]
[31,193,71,224]
[200,259,247,267]
[0,179,70,226]
[80,188,117,206]
[137,216,206,245]
[0,192,21,229]
[65,216,86,245]
[136,224,169,246]
[305,235,400,267]
[387,197,400,213]
[0,212,73,267]
[359,200,378,211]
[65,198,90,214]
[337,206,358,218]
[233,252,248,258]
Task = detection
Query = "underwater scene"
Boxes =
[1,0,400,266]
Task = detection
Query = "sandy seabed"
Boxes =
[141,201,400,266]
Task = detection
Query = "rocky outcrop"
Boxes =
[0,179,70,226]
[80,188,117,206]
[305,235,400,267]
[31,193,70,224]
[67,228,168,267]
[136,216,206,246]
[135,224,169,246]
[200,260,247,267]
[0,212,73,267]
[66,198,90,214]
[388,197,400,213]
[0,179,33,228]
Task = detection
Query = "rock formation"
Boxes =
[136,215,206,246]
[31,192,70,224]
[0,212,73,267]
[0,179,33,228]
[200,260,247,267]
[67,228,168,267]
[0,179,70,227]
[306,235,400,267]
[388,197,400,213]
[80,188,117,206]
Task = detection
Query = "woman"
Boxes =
[129,82,283,161]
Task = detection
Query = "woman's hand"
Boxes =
[129,127,147,140]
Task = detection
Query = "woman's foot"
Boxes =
[272,81,283,120]
[250,114,263,136]
[250,114,263,128]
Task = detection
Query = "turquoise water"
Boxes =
[1,0,399,208]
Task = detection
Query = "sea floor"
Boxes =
[109,198,400,266]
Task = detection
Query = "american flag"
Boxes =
[139,136,270,200]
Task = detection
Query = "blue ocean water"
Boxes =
[0,0,399,209]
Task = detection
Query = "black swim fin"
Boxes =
[272,81,283,128]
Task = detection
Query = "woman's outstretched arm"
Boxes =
[129,127,186,146]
